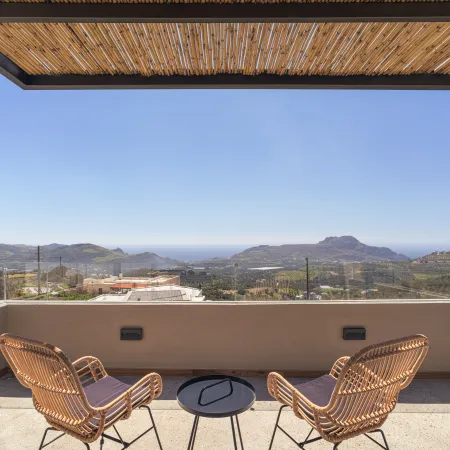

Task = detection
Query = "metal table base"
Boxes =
[187,414,245,450]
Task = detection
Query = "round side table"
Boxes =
[177,375,256,449]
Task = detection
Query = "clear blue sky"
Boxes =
[1,76,450,249]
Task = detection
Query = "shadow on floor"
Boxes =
[1,373,450,405]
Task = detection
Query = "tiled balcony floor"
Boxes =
[1,374,449,450]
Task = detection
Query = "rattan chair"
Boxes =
[267,334,429,450]
[0,333,164,449]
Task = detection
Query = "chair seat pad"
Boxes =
[84,376,131,408]
[293,375,337,407]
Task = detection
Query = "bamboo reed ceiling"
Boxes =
[1,22,449,77]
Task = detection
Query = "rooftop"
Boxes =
[90,285,206,301]
[84,276,178,285]
[1,374,449,449]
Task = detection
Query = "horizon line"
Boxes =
[1,240,449,249]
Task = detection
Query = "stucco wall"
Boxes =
[3,301,449,373]
[0,304,8,370]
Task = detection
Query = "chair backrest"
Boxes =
[327,335,428,431]
[0,334,92,429]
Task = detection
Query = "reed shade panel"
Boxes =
[1,22,450,77]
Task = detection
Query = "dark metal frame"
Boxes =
[37,405,163,450]
[187,414,245,450]
[1,53,450,91]
[0,54,27,89]
[1,1,450,23]
[268,405,390,450]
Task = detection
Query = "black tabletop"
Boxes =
[177,375,256,418]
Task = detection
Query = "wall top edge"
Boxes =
[2,299,450,306]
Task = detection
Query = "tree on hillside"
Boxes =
[363,266,374,287]
[41,265,83,286]
[41,265,68,283]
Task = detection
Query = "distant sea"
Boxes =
[390,245,450,259]
[119,246,248,262]
[118,244,450,262]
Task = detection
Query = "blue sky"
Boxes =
[1,76,450,249]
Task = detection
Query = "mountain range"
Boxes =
[219,236,410,267]
[0,236,409,267]
[0,243,180,268]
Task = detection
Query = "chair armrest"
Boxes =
[329,356,350,379]
[94,372,163,417]
[267,372,318,413]
[73,356,107,385]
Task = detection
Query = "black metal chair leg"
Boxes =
[112,425,126,447]
[365,429,390,450]
[267,409,387,450]
[101,431,130,447]
[38,427,67,450]
[377,429,390,450]
[38,427,55,450]
[38,426,90,450]
[101,406,163,449]
[267,406,321,449]
[297,428,316,449]
[145,405,164,450]
[38,408,161,450]
[269,405,288,450]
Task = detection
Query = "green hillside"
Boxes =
[203,236,409,268]
[0,243,180,268]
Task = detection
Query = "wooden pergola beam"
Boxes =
[1,1,450,24]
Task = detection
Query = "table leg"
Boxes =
[235,415,244,449]
[230,417,238,449]
[187,416,199,450]
[230,416,244,450]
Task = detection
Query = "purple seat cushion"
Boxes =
[84,376,131,408]
[293,375,337,407]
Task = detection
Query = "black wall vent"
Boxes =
[120,328,143,341]
[343,327,366,341]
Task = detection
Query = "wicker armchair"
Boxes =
[267,334,429,450]
[0,333,163,449]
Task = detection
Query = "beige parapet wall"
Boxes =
[2,301,449,374]
[0,303,7,371]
